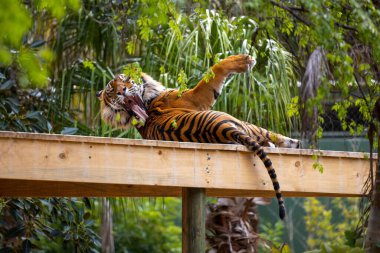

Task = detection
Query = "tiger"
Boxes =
[96,55,299,219]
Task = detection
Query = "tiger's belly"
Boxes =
[141,110,240,144]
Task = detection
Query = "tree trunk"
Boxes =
[101,198,115,253]
[364,99,380,252]
[364,149,380,251]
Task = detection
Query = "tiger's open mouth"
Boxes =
[121,94,148,124]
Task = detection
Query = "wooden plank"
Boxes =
[0,131,376,197]
[0,179,182,197]
[182,188,206,253]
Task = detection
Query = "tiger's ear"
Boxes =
[96,90,103,99]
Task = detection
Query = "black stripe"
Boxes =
[166,121,175,141]
[259,149,266,159]
[276,193,282,199]
[153,125,159,140]
[250,141,260,151]
[221,127,236,140]
[179,113,192,141]
[192,113,203,143]
[205,115,224,143]
[210,122,229,144]
[279,206,285,220]
[273,182,280,191]
[212,119,233,135]
[204,112,223,143]
[264,159,272,167]
[173,114,189,141]
[213,89,220,100]
[184,113,199,142]
[158,117,175,141]
[268,169,276,179]
[198,112,214,143]
[198,111,213,132]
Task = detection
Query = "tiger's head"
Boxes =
[97,74,148,129]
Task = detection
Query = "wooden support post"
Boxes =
[182,188,206,253]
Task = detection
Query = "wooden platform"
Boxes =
[0,131,375,198]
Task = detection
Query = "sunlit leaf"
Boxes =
[280,244,291,253]
[0,1,31,47]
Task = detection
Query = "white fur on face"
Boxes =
[101,105,131,129]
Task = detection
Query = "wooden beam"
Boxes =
[0,131,375,197]
[182,188,206,253]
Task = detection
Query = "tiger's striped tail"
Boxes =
[233,131,286,219]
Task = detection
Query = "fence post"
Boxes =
[182,188,206,253]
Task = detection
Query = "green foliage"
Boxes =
[83,60,95,71]
[260,221,284,247]
[0,1,80,88]
[35,0,80,20]
[177,69,188,97]
[304,243,364,253]
[171,119,178,129]
[131,116,145,127]
[124,62,143,84]
[0,73,53,132]
[113,198,181,253]
[203,69,215,83]
[304,198,360,250]
[272,244,291,253]
[142,9,298,134]
[246,0,380,142]
[287,96,299,118]
[0,2,31,49]
[311,152,324,173]
[0,198,100,252]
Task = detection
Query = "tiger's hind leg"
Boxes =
[266,129,299,148]
[185,55,255,110]
[240,121,300,148]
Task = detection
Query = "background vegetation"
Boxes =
[0,0,379,252]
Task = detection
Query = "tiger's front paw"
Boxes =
[215,54,256,75]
